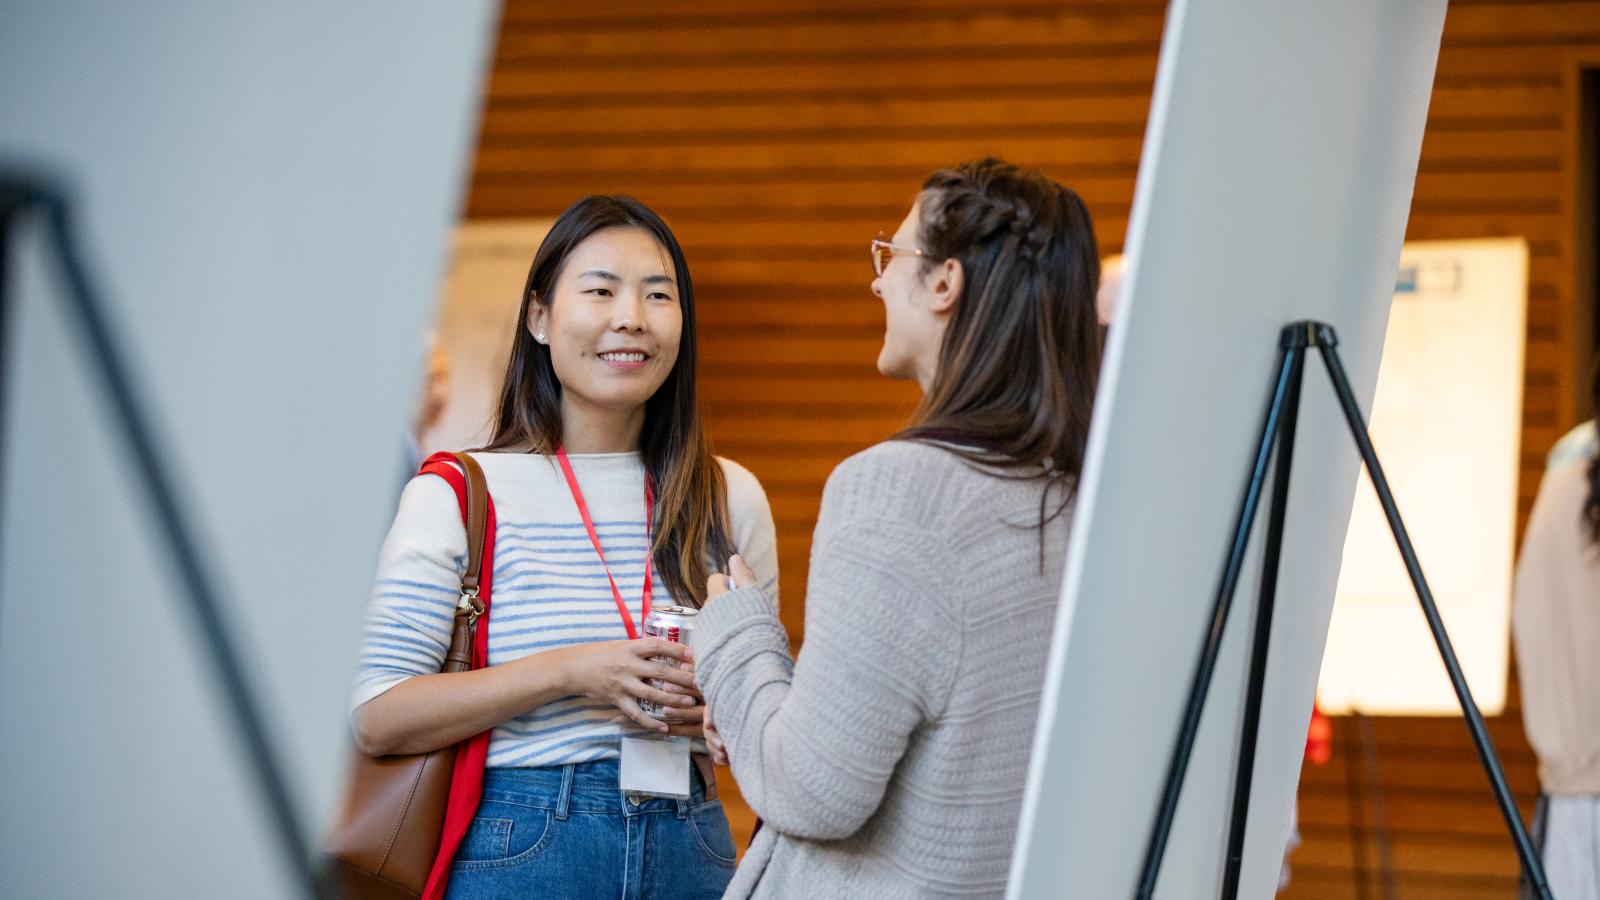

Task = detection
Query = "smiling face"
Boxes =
[530,225,683,423]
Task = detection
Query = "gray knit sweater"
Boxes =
[696,441,1072,898]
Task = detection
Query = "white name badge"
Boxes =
[619,733,691,799]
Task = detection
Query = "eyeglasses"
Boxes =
[870,236,939,276]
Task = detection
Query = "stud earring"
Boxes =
[535,331,546,343]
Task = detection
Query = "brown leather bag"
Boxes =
[321,452,491,899]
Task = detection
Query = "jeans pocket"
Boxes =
[454,816,513,861]
[452,802,555,870]
[687,799,738,867]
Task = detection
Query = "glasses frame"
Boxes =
[870,236,939,276]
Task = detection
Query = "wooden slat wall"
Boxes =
[466,1,1600,891]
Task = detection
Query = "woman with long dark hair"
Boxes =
[689,158,1101,897]
[1514,354,1600,899]
[349,196,777,898]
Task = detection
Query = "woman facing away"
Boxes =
[349,196,778,899]
[688,158,1102,898]
[1514,355,1600,900]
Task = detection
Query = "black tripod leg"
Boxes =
[1136,337,1304,900]
[0,179,38,551]
[36,192,324,899]
[1357,712,1400,900]
[1343,717,1375,900]
[1219,339,1306,899]
[1314,335,1552,900]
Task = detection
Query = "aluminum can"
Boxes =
[640,606,699,720]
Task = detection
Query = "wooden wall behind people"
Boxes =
[465,2,1600,895]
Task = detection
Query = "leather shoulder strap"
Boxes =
[454,451,489,593]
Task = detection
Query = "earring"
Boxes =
[535,331,546,343]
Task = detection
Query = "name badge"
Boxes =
[619,733,691,799]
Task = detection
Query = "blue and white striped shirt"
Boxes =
[351,450,779,768]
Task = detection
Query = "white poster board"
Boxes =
[0,3,495,896]
[1318,238,1529,716]
[1009,0,1448,897]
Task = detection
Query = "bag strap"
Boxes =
[414,451,499,900]
[417,451,492,674]
[457,451,489,596]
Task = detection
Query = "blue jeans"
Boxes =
[443,758,737,900]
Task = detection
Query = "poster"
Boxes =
[1316,238,1528,716]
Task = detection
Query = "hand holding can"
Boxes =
[639,606,699,720]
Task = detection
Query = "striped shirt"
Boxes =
[351,450,779,768]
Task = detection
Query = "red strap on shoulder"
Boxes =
[415,451,496,900]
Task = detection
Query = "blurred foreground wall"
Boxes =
[0,3,496,896]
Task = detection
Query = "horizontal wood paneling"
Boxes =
[467,0,1600,888]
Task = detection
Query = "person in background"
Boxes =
[351,195,778,899]
[405,334,452,474]
[689,158,1101,898]
[1096,252,1125,327]
[1546,414,1597,472]
[1514,353,1600,900]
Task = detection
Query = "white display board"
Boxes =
[0,3,495,897]
[1009,1,1448,897]
[1318,238,1529,716]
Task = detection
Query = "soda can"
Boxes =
[640,606,699,720]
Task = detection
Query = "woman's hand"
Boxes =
[554,638,698,733]
[705,554,759,605]
[703,699,729,766]
[658,688,708,740]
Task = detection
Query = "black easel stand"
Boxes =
[1133,321,1551,900]
[0,173,322,899]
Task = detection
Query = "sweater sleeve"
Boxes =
[695,457,957,841]
[348,473,467,715]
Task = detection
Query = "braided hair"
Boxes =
[895,158,1102,531]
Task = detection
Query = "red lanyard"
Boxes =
[555,447,654,640]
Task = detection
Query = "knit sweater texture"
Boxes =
[696,441,1072,898]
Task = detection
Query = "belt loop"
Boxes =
[676,795,689,820]
[556,764,575,821]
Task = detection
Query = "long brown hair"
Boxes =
[480,195,734,606]
[896,158,1102,521]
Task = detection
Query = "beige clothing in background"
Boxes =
[1512,457,1600,795]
